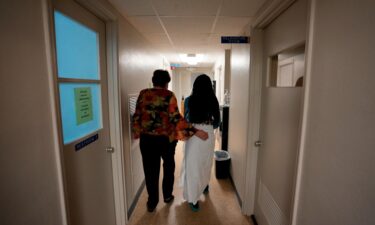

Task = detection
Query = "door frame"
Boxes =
[45,0,127,224]
[241,28,263,215]
[243,28,307,221]
[291,1,315,224]
[242,1,312,223]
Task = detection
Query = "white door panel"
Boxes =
[254,49,304,225]
[53,1,116,224]
[255,87,302,225]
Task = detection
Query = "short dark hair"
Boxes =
[152,70,171,87]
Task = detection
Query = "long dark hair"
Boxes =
[188,74,219,124]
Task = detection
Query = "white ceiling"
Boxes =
[108,0,266,67]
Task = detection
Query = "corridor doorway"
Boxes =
[51,1,116,224]
[254,46,305,225]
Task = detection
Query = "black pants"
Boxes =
[139,134,177,207]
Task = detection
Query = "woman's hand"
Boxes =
[195,129,209,140]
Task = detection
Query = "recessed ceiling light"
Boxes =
[179,53,203,65]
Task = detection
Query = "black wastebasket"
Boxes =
[214,150,231,179]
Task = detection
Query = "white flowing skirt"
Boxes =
[180,124,215,204]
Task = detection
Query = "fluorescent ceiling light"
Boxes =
[179,53,203,65]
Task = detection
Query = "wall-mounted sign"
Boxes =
[170,63,181,67]
[170,63,181,70]
[221,36,249,44]
[75,134,98,151]
[74,87,93,125]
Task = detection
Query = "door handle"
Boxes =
[105,147,114,153]
[254,141,263,147]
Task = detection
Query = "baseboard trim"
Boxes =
[127,180,146,219]
[229,175,242,207]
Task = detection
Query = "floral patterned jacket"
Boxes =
[132,88,196,142]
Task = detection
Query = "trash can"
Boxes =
[214,150,231,179]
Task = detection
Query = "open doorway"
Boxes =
[268,45,305,88]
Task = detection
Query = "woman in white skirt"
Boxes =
[180,74,220,212]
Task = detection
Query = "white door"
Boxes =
[277,58,294,87]
[52,1,116,225]
[254,55,303,225]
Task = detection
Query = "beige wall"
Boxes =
[263,0,307,56]
[228,43,251,201]
[296,0,375,224]
[0,0,64,224]
[224,49,231,92]
[214,53,225,104]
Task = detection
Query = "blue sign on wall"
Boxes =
[221,36,249,44]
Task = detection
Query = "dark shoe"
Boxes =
[203,185,209,194]
[189,202,200,212]
[147,202,157,212]
[164,195,175,203]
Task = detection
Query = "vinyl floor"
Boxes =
[127,141,254,225]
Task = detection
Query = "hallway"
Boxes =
[127,142,253,225]
[2,0,375,225]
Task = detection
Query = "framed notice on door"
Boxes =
[75,87,93,125]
